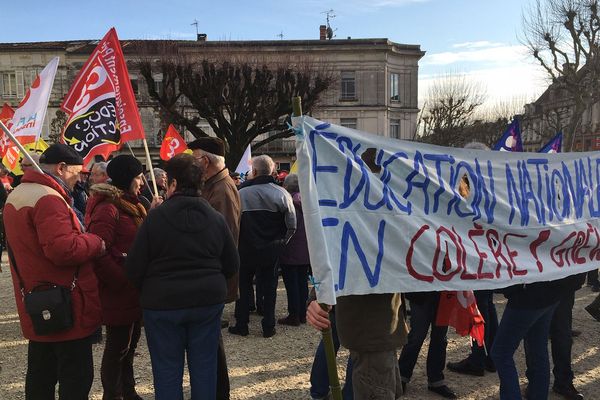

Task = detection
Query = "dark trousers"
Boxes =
[550,291,575,387]
[281,264,309,320]
[310,308,353,399]
[468,290,498,368]
[216,335,230,400]
[588,269,599,286]
[101,321,142,400]
[143,304,224,400]
[26,336,94,400]
[398,298,448,386]
[236,262,279,333]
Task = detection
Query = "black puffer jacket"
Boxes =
[126,194,239,310]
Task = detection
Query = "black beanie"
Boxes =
[40,144,84,165]
[107,155,143,191]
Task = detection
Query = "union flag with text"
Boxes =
[436,290,485,346]
[159,125,188,160]
[0,103,15,157]
[61,28,145,163]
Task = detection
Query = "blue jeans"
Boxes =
[491,302,558,400]
[281,264,309,320]
[468,290,498,368]
[143,304,224,400]
[398,297,448,386]
[310,309,353,399]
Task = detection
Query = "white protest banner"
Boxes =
[10,57,59,144]
[295,116,600,305]
[235,144,252,176]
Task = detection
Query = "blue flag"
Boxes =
[538,132,562,154]
[492,119,523,152]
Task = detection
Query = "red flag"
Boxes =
[159,125,188,160]
[61,27,145,164]
[0,104,15,157]
[436,290,485,347]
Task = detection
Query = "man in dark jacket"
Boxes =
[229,154,296,338]
[189,137,241,400]
[3,144,105,399]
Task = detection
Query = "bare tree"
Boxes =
[418,73,486,146]
[135,41,335,168]
[49,110,68,144]
[522,0,600,150]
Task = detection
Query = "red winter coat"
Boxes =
[4,170,104,342]
[85,184,144,326]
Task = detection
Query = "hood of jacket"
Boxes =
[156,194,216,234]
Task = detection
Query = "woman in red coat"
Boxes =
[85,155,147,400]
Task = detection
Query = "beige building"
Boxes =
[0,31,424,169]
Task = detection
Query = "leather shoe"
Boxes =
[277,315,300,326]
[220,319,230,329]
[485,358,496,373]
[428,385,457,399]
[447,359,484,376]
[553,383,584,400]
[585,304,600,322]
[263,328,276,338]
[228,325,249,337]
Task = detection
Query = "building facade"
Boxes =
[0,32,424,169]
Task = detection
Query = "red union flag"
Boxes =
[0,104,15,157]
[61,28,145,163]
[10,57,59,144]
[436,290,485,347]
[159,125,188,161]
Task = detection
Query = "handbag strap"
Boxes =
[4,225,81,296]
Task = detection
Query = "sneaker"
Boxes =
[447,359,485,376]
[428,385,457,399]
[228,325,249,337]
[263,328,276,338]
[553,383,584,400]
[585,303,600,322]
[277,315,300,326]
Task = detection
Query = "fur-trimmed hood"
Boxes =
[88,183,123,200]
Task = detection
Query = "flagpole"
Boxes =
[0,120,43,174]
[125,143,151,190]
[142,137,159,197]
[292,96,342,400]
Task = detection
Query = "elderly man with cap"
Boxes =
[85,154,151,400]
[188,137,240,400]
[3,143,106,399]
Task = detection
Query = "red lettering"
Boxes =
[432,227,462,281]
[503,232,527,276]
[486,229,513,279]
[551,232,577,267]
[406,225,434,282]
[468,223,493,279]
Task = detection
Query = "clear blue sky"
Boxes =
[2,0,548,104]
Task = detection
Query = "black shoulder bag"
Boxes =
[6,241,76,336]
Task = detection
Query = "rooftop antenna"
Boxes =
[191,19,199,36]
[276,31,284,40]
[321,9,337,40]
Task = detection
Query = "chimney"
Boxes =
[197,33,207,42]
[319,25,327,40]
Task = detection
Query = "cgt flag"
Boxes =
[492,119,523,152]
[436,291,485,346]
[159,125,188,160]
[61,27,145,163]
[538,132,562,154]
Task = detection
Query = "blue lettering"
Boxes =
[338,220,386,289]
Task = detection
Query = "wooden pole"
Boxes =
[125,143,152,190]
[0,120,43,174]
[293,96,342,400]
[141,138,159,197]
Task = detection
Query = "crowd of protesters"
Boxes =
[1,139,600,400]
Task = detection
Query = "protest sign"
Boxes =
[295,116,600,305]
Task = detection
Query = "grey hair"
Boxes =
[92,161,108,173]
[252,155,275,177]
[283,173,299,193]
[464,141,490,151]
[146,168,166,181]
[195,149,226,168]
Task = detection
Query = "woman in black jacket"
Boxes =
[126,154,239,400]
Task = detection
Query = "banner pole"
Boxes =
[293,96,342,400]
[0,120,43,174]
[141,137,159,197]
